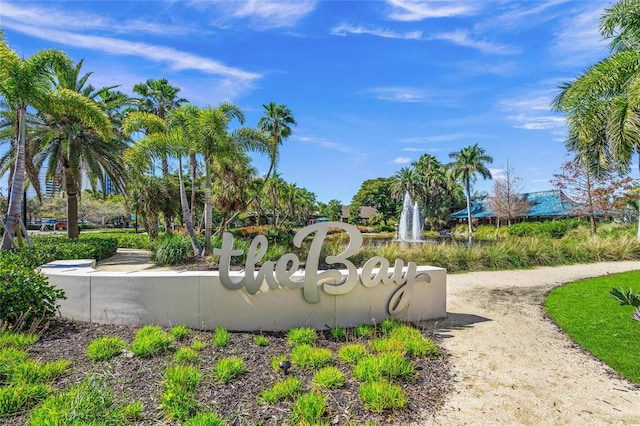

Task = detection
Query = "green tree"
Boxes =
[448,144,493,241]
[257,102,296,181]
[552,0,640,240]
[350,177,399,225]
[322,199,343,222]
[36,59,126,238]
[127,175,177,239]
[0,37,110,247]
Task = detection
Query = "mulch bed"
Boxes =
[3,318,451,425]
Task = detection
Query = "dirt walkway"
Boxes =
[425,261,640,426]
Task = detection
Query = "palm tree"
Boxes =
[124,107,202,255]
[448,144,493,242]
[390,167,417,201]
[133,78,187,228]
[0,35,110,248]
[552,0,640,240]
[35,59,126,239]
[127,174,178,239]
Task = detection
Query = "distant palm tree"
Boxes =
[258,102,296,182]
[448,144,493,242]
[36,59,125,239]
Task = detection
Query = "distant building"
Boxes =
[450,190,585,225]
[341,205,378,225]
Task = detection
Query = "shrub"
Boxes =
[0,261,66,330]
[287,327,317,346]
[253,335,269,346]
[130,325,173,357]
[87,336,125,361]
[8,359,70,384]
[163,365,200,422]
[379,318,403,335]
[355,323,375,338]
[329,327,347,341]
[154,234,194,265]
[0,331,38,349]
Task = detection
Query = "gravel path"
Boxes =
[425,261,640,426]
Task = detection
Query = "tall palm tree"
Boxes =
[552,0,640,240]
[448,144,493,241]
[124,107,202,255]
[127,174,178,239]
[390,167,417,201]
[0,35,110,248]
[35,59,125,238]
[133,78,187,228]
[257,102,296,184]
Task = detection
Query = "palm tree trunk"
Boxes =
[177,155,202,256]
[190,153,197,224]
[2,108,27,250]
[204,160,212,255]
[65,165,80,239]
[465,179,473,248]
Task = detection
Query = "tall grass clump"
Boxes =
[154,234,194,265]
[130,325,173,357]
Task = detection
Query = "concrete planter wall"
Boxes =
[40,260,446,331]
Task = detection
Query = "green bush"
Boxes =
[0,261,66,330]
[507,219,583,239]
[359,380,407,412]
[287,327,317,346]
[87,337,125,361]
[260,377,301,403]
[154,234,194,265]
[130,325,173,357]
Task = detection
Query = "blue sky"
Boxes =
[0,0,616,204]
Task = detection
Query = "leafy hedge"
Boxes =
[506,219,583,238]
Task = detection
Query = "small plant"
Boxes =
[174,347,201,365]
[379,318,403,335]
[355,323,374,338]
[0,382,52,416]
[9,359,70,384]
[87,336,125,361]
[353,352,414,382]
[171,324,190,340]
[130,325,173,357]
[213,327,230,347]
[253,334,269,346]
[610,287,640,307]
[271,354,288,372]
[287,327,317,346]
[122,401,144,421]
[191,339,205,351]
[260,377,302,403]
[359,380,407,412]
[28,377,132,425]
[338,343,369,364]
[313,366,345,389]
[330,327,347,341]
[215,356,246,384]
[289,391,327,425]
[291,344,333,370]
[0,331,38,349]
[184,411,227,425]
[163,365,200,421]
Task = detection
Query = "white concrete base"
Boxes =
[40,262,446,331]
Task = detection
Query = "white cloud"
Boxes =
[386,0,481,21]
[210,0,316,29]
[331,23,422,40]
[363,87,428,103]
[295,136,365,157]
[4,23,261,82]
[399,133,480,143]
[0,2,197,36]
[498,90,567,131]
[430,30,517,55]
[551,3,610,66]
[490,167,505,180]
[392,157,412,164]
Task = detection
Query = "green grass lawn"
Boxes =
[545,270,640,384]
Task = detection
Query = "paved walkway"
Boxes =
[95,248,163,272]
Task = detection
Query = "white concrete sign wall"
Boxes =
[40,222,446,331]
